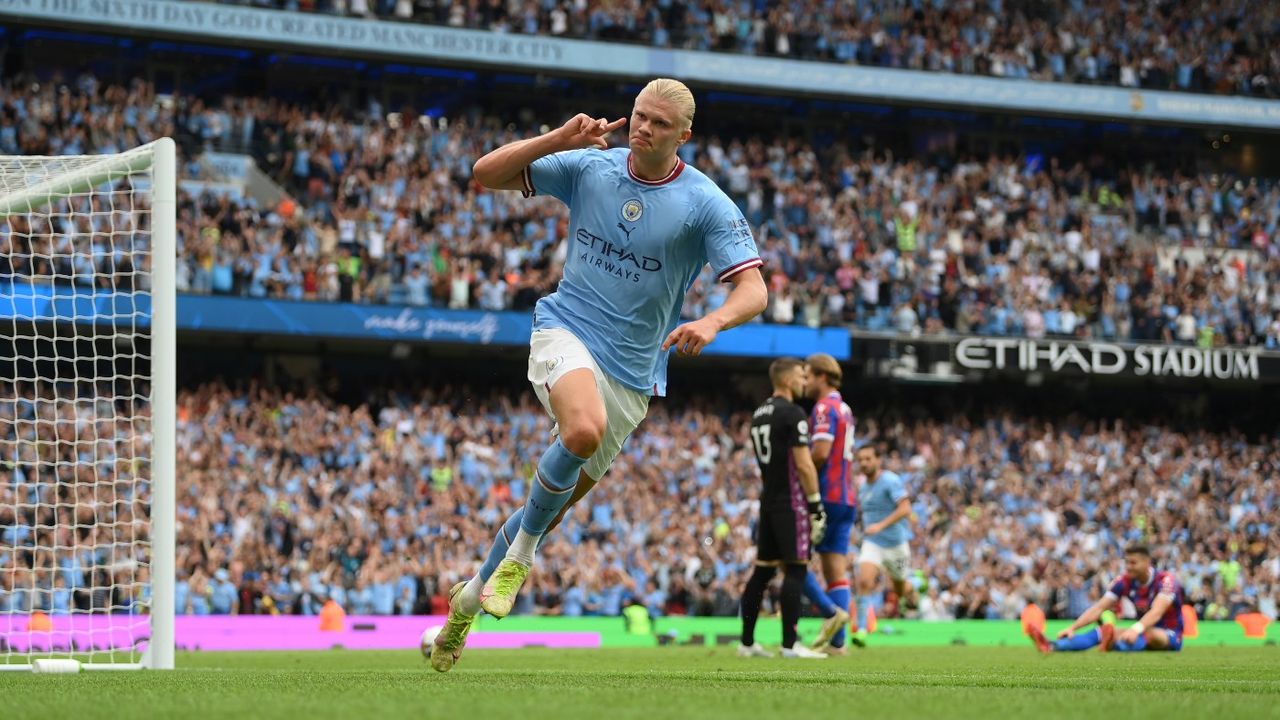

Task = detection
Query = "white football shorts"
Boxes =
[528,327,649,481]
[859,540,911,581]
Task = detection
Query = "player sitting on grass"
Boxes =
[1028,544,1185,653]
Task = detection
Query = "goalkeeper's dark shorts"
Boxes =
[755,507,810,564]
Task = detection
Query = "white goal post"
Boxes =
[0,139,175,671]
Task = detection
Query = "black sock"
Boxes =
[781,564,806,649]
[740,565,775,647]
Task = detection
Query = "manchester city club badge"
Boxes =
[621,199,643,222]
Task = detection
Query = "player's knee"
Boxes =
[560,416,605,457]
[857,569,878,593]
[1145,630,1170,649]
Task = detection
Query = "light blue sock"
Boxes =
[520,439,588,536]
[479,509,524,581]
[1114,634,1147,652]
[803,572,838,617]
[855,594,873,632]
[827,583,851,647]
[1053,628,1102,652]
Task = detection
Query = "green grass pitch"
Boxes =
[3,646,1278,719]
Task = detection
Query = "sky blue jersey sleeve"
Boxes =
[697,191,763,282]
[887,473,909,504]
[522,149,592,205]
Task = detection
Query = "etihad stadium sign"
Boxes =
[853,332,1277,384]
[954,338,1262,380]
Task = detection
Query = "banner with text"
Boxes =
[0,285,849,360]
[1,0,1278,128]
[854,331,1278,384]
[953,337,1266,381]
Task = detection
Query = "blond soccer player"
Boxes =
[429,79,768,672]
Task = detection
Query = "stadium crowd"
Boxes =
[1,379,1276,622]
[2,73,1279,348]
[204,0,1280,98]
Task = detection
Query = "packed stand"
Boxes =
[867,413,1278,622]
[205,0,1280,98]
[0,380,155,615]
[2,378,1275,621]
[3,72,1280,347]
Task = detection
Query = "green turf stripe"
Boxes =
[459,617,1278,648]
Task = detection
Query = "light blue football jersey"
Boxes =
[522,148,761,395]
[859,470,911,548]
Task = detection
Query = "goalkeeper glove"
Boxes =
[807,493,827,544]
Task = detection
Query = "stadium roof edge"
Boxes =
[3,0,1280,131]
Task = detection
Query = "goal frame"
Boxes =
[0,138,175,672]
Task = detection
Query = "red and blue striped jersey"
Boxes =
[810,391,856,506]
[1105,570,1184,633]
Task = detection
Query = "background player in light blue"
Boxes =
[430,78,769,672]
[852,444,916,648]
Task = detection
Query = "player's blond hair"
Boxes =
[806,353,843,384]
[639,78,695,130]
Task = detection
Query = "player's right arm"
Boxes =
[472,114,626,191]
[1057,593,1117,639]
[791,447,820,502]
[1122,573,1179,644]
[787,408,825,543]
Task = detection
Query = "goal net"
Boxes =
[0,140,175,672]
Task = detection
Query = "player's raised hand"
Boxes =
[662,317,720,357]
[558,113,627,151]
